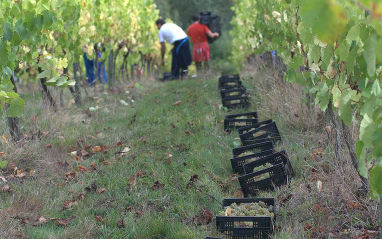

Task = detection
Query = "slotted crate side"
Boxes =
[219,74,240,83]
[237,120,273,135]
[219,79,242,89]
[243,151,294,177]
[232,142,274,158]
[238,164,288,197]
[240,122,280,141]
[225,111,258,119]
[224,118,258,132]
[230,150,274,174]
[205,237,229,239]
[241,123,281,145]
[221,88,247,99]
[216,198,275,239]
[222,96,250,109]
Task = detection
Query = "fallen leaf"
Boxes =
[117,219,125,228]
[219,120,224,123]
[127,176,137,187]
[30,114,38,122]
[81,150,89,157]
[134,170,146,178]
[280,194,293,203]
[235,189,244,198]
[0,152,6,156]
[57,216,76,227]
[21,218,30,224]
[325,126,332,135]
[102,161,110,165]
[97,188,106,194]
[87,135,97,140]
[194,208,213,225]
[304,222,312,230]
[185,130,191,136]
[188,121,195,125]
[1,184,11,192]
[90,162,97,171]
[77,193,85,200]
[92,146,102,153]
[45,144,52,148]
[78,165,89,173]
[346,201,362,210]
[42,131,50,136]
[65,170,77,179]
[91,181,98,192]
[317,180,322,192]
[151,181,165,190]
[171,123,176,128]
[0,176,7,182]
[15,169,25,178]
[38,216,48,225]
[2,134,9,143]
[117,141,123,147]
[62,199,77,210]
[95,215,104,223]
[173,100,182,106]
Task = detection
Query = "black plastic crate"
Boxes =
[238,164,288,197]
[220,87,247,99]
[237,120,273,135]
[243,151,294,178]
[241,122,281,145]
[216,198,275,239]
[232,142,274,158]
[224,112,258,131]
[230,150,274,175]
[222,96,249,109]
[199,11,221,44]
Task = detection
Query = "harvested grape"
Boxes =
[218,201,274,219]
[253,130,266,138]
[238,151,254,157]
[251,163,273,181]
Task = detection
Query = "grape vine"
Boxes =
[231,0,382,198]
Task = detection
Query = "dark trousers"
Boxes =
[172,38,192,79]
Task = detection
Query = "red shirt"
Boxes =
[187,23,210,45]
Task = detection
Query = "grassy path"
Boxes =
[1,77,246,238]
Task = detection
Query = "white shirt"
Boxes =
[158,23,187,44]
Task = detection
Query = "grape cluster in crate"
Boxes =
[206,75,294,239]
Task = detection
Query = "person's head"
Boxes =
[191,15,199,23]
[155,18,166,30]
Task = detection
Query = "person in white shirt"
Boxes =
[156,19,192,79]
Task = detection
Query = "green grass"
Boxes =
[2,70,377,239]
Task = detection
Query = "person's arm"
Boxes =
[160,42,166,65]
[206,30,219,38]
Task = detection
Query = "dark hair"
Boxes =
[191,15,199,22]
[155,18,166,25]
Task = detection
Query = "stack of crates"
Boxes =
[219,75,249,109]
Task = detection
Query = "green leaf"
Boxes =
[0,160,8,169]
[2,67,13,80]
[15,20,30,40]
[338,89,352,125]
[37,69,51,79]
[0,48,8,66]
[44,75,59,86]
[363,34,377,76]
[370,166,382,198]
[322,45,333,66]
[377,38,382,63]
[346,45,358,73]
[371,127,382,158]
[346,24,360,43]
[309,44,320,64]
[338,41,349,62]
[359,114,374,144]
[371,80,381,96]
[3,22,13,42]
[356,140,367,178]
[7,97,25,117]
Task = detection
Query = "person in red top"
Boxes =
[187,15,219,73]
